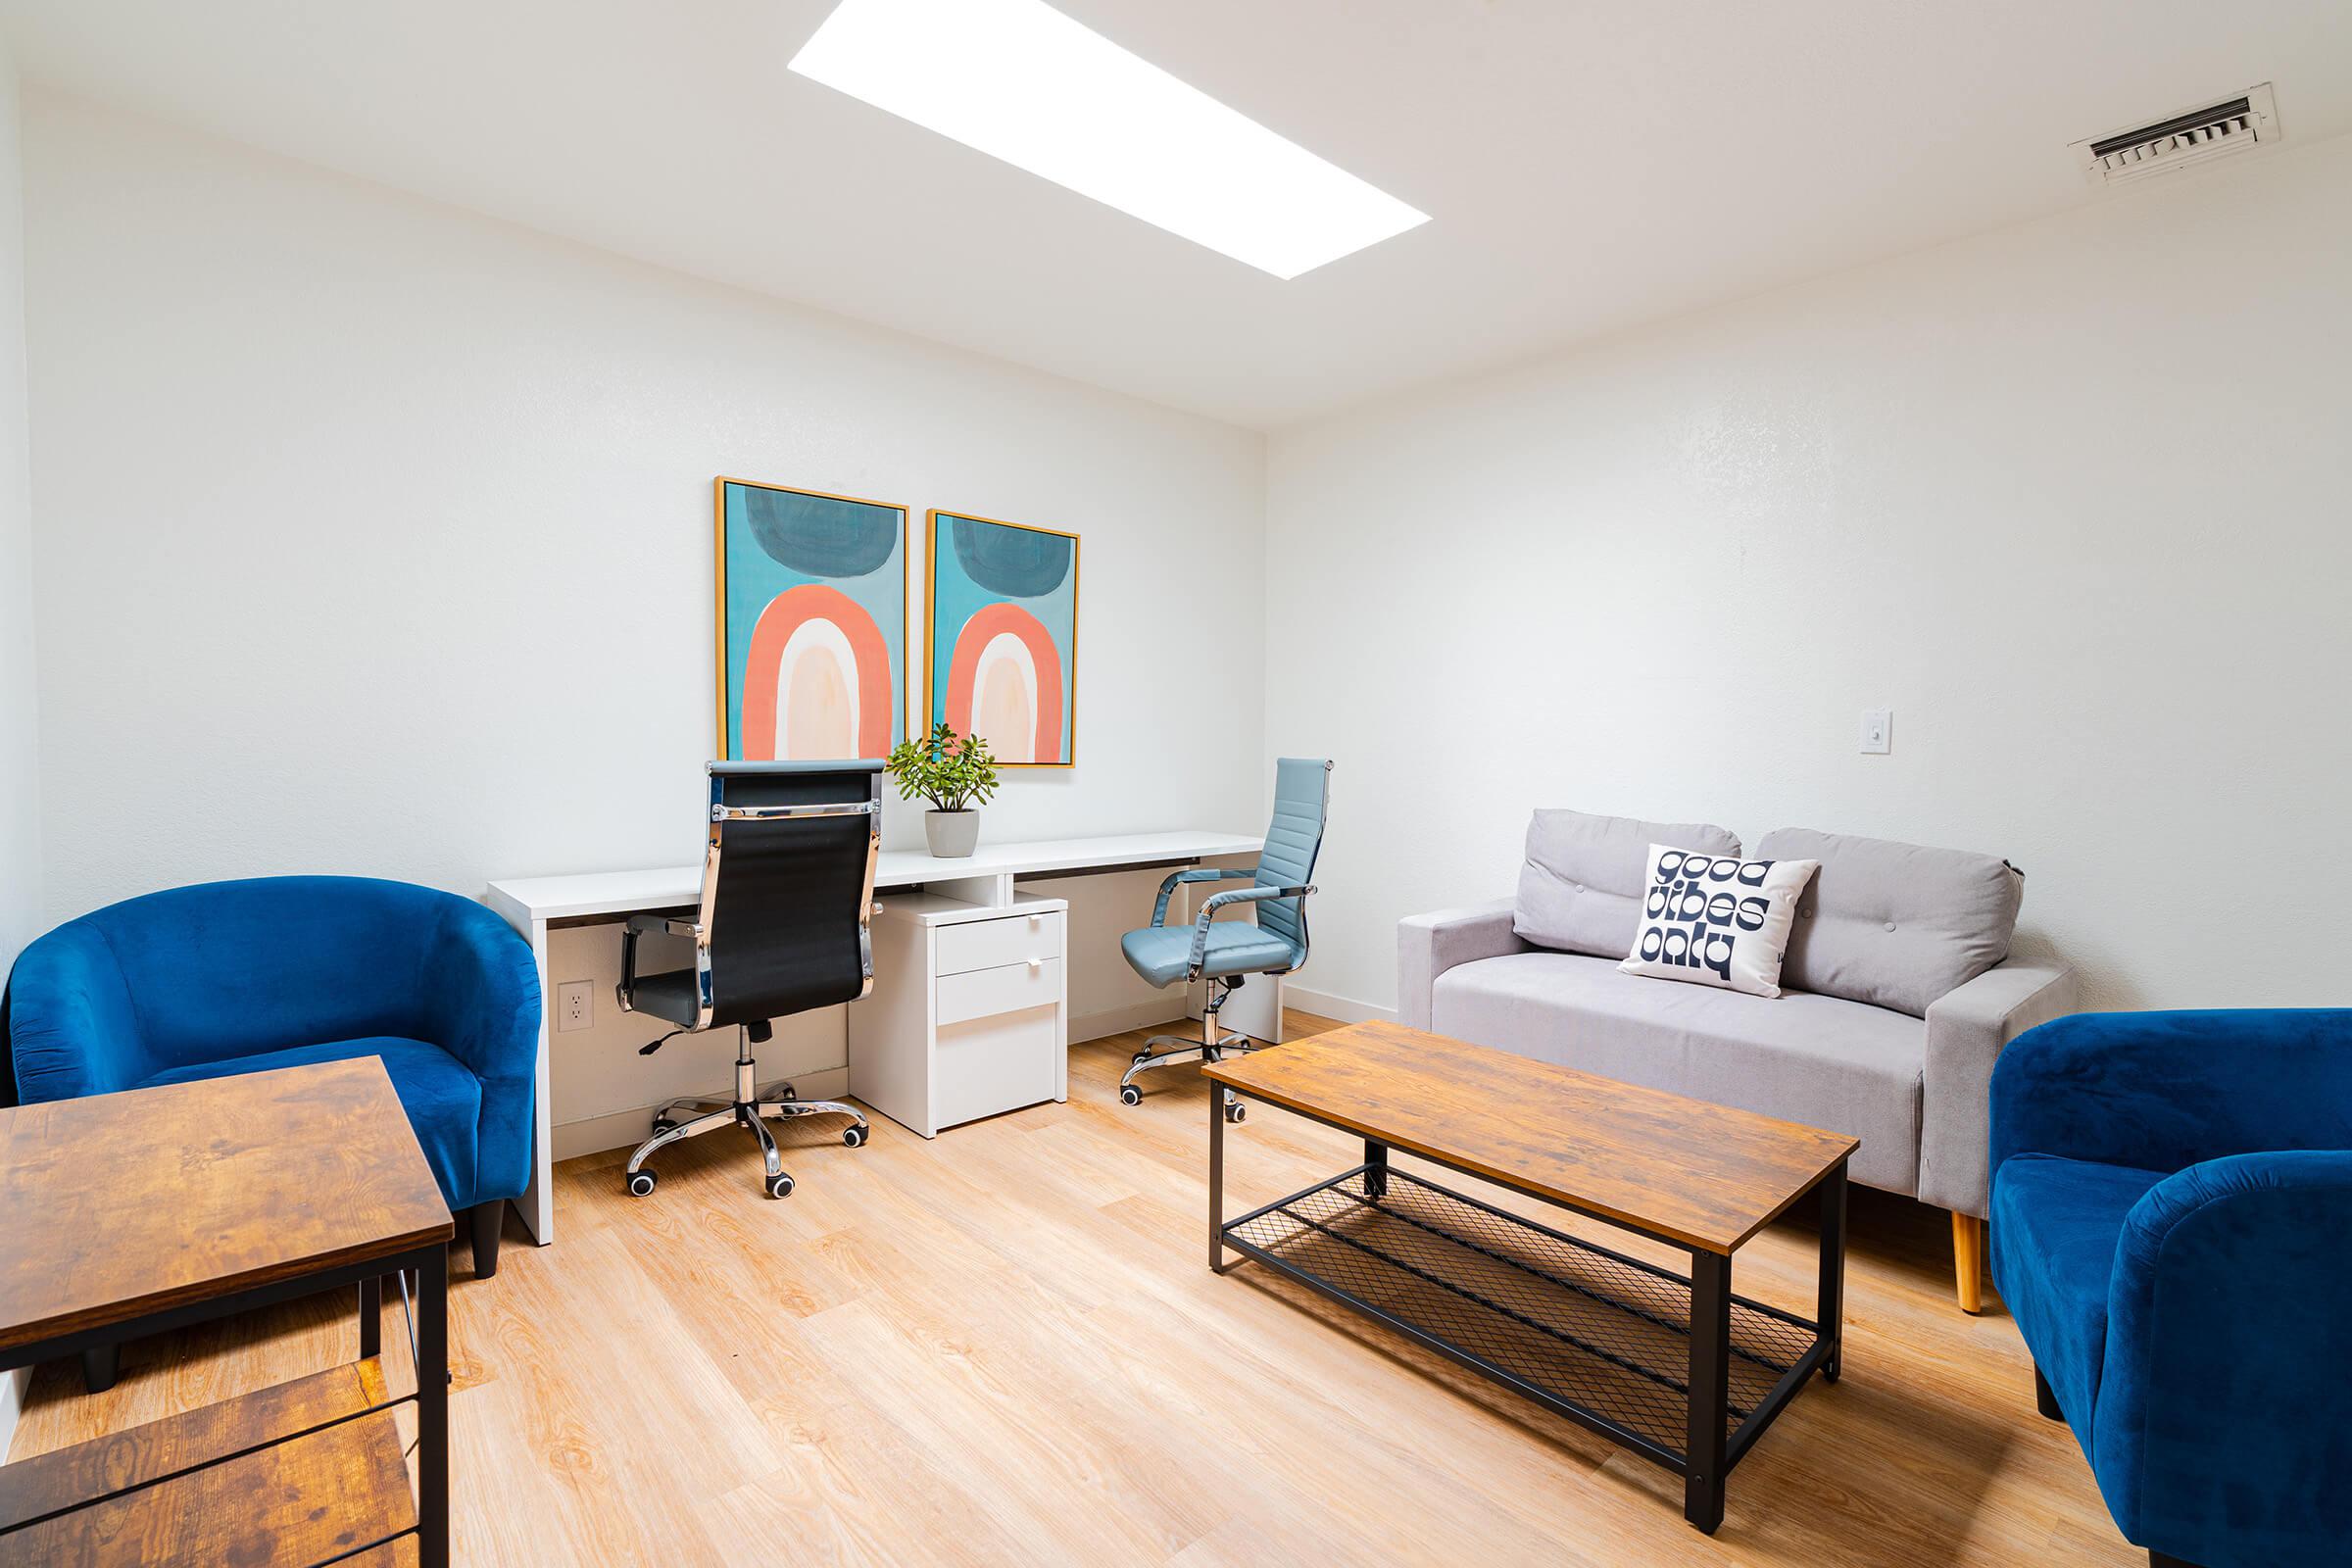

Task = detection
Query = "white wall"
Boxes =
[19,92,1268,1149]
[21,91,1268,916]
[0,29,38,1465]
[1268,135,2352,1017]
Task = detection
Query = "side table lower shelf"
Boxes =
[0,1357,417,1566]
[1220,1164,1833,1494]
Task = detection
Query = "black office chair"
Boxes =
[616,760,880,1200]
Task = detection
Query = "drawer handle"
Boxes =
[1027,957,1042,970]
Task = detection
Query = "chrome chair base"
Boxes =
[623,1040,868,1200]
[1119,979,1258,1121]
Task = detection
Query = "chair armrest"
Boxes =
[624,913,703,941]
[6,924,150,1101]
[2093,1152,2352,1558]
[1919,959,2080,1216]
[1396,898,1526,1031]
[1991,1008,2352,1176]
[619,912,702,999]
[1151,866,1257,927]
[1189,884,1315,974]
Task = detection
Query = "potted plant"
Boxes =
[886,722,1000,858]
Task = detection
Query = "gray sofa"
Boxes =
[1397,809,2079,1310]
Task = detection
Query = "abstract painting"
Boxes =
[925,511,1078,767]
[715,477,908,761]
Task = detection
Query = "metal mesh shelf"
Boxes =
[1223,1166,1818,1459]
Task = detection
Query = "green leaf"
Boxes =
[883,721,1001,812]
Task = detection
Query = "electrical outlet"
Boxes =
[1860,709,1892,755]
[556,980,594,1033]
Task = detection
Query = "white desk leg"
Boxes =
[515,915,556,1245]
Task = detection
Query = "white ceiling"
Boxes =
[3,0,2345,429]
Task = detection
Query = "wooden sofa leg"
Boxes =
[1952,1211,1985,1314]
[468,1200,507,1279]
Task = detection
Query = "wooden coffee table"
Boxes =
[0,1058,456,1566]
[1203,1021,1857,1535]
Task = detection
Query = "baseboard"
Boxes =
[1070,1001,1189,1044]
[551,1065,853,1161]
[1284,985,1396,1026]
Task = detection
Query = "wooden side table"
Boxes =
[0,1058,457,1566]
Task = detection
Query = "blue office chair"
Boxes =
[1116,757,1330,1120]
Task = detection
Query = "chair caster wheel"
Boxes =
[626,1170,657,1198]
[652,1117,677,1135]
[843,1123,868,1149]
[1224,1102,1247,1124]
[764,1172,795,1200]
[1119,1084,1143,1106]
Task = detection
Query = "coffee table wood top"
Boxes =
[1203,1021,1857,1254]
[0,1058,453,1354]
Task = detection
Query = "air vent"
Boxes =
[2073,83,2279,185]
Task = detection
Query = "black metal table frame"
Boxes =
[1208,1083,1846,1534]
[0,1242,452,1567]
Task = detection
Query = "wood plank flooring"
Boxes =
[7,1012,2137,1566]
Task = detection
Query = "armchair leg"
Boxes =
[80,1343,121,1395]
[2034,1363,2063,1421]
[1952,1211,1985,1314]
[468,1200,506,1279]
[2150,1554,2206,1568]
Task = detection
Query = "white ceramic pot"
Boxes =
[924,809,980,858]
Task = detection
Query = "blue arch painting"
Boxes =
[926,511,1078,767]
[715,478,906,761]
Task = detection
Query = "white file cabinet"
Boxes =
[850,892,1068,1137]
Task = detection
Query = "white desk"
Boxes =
[485,829,1261,1243]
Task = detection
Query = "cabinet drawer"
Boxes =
[933,1004,1059,1130]
[935,909,1063,977]
[937,956,1062,1026]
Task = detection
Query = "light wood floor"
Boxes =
[9,1012,2137,1566]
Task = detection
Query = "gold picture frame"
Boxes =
[923,509,1080,769]
[713,476,912,761]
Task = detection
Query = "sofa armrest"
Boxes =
[1919,959,2080,1216]
[6,924,150,1102]
[425,901,542,1088]
[1991,1009,2352,1178]
[1396,898,1526,1031]
[2092,1152,2352,1561]
[425,901,543,1204]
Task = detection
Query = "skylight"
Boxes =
[787,0,1430,280]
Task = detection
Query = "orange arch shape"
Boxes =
[945,602,1064,764]
[742,584,894,760]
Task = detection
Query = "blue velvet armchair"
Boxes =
[7,876,540,1287]
[1989,1009,2352,1568]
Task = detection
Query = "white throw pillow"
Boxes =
[1618,844,1821,998]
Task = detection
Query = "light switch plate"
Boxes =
[556,979,594,1033]
[1859,709,1892,755]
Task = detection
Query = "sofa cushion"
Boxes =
[1431,951,1923,1197]
[1620,845,1819,998]
[1989,1152,2169,1442]
[1759,827,2022,1018]
[1514,809,1741,959]
[141,1036,479,1210]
